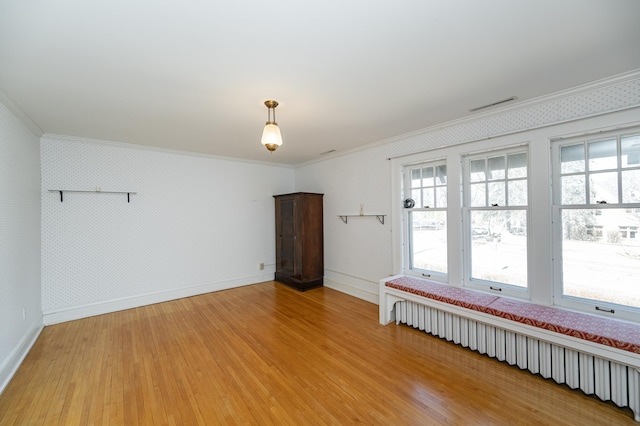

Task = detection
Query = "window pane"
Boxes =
[589,172,618,204]
[436,165,447,184]
[562,175,585,204]
[488,182,505,206]
[470,159,486,182]
[588,139,617,171]
[561,144,585,173]
[410,210,447,274]
[470,183,486,207]
[470,210,527,287]
[422,166,434,186]
[508,180,527,206]
[411,169,421,188]
[508,153,527,178]
[622,170,640,203]
[622,134,640,168]
[422,188,434,208]
[487,156,505,180]
[561,208,640,308]
[436,187,447,208]
[411,189,421,206]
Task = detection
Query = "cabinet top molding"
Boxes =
[273,192,324,198]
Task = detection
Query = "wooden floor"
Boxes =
[0,282,635,425]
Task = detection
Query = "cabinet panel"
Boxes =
[278,197,296,276]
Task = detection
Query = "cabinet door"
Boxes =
[300,195,323,280]
[277,197,296,276]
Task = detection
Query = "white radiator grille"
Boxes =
[395,300,639,420]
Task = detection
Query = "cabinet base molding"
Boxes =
[275,273,323,291]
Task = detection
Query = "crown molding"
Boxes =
[41,133,295,169]
[296,69,640,168]
[0,90,43,138]
[387,68,640,145]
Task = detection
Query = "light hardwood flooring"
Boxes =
[0,282,635,425]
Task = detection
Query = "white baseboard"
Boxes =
[324,270,379,304]
[0,324,43,395]
[43,273,274,325]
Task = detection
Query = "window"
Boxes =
[404,161,447,278]
[463,148,528,291]
[553,131,640,312]
[393,113,639,322]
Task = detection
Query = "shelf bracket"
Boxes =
[376,215,385,225]
[339,215,348,224]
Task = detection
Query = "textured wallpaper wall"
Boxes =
[41,137,294,320]
[0,102,41,388]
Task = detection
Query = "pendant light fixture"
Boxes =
[261,100,282,152]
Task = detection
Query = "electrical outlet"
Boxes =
[258,262,264,270]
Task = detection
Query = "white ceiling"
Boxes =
[1,1,640,165]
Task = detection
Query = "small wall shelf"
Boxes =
[48,189,137,203]
[338,214,386,225]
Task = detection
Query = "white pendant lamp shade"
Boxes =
[261,122,282,152]
[261,100,282,152]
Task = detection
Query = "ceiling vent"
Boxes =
[470,96,518,112]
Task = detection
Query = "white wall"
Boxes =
[41,136,294,324]
[295,71,640,303]
[0,100,42,393]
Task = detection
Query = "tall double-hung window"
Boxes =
[463,147,528,291]
[405,161,447,278]
[553,129,640,314]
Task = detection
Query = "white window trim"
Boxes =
[402,159,448,281]
[461,145,531,298]
[550,128,640,322]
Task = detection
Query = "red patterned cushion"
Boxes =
[485,298,640,354]
[386,277,640,354]
[386,276,499,312]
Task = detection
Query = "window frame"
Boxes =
[402,159,448,281]
[462,145,531,298]
[551,128,640,321]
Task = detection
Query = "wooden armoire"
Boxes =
[273,192,324,291]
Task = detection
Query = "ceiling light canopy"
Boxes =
[261,100,282,152]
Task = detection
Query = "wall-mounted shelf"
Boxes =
[48,189,137,203]
[338,214,386,225]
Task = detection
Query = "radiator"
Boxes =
[395,300,640,421]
